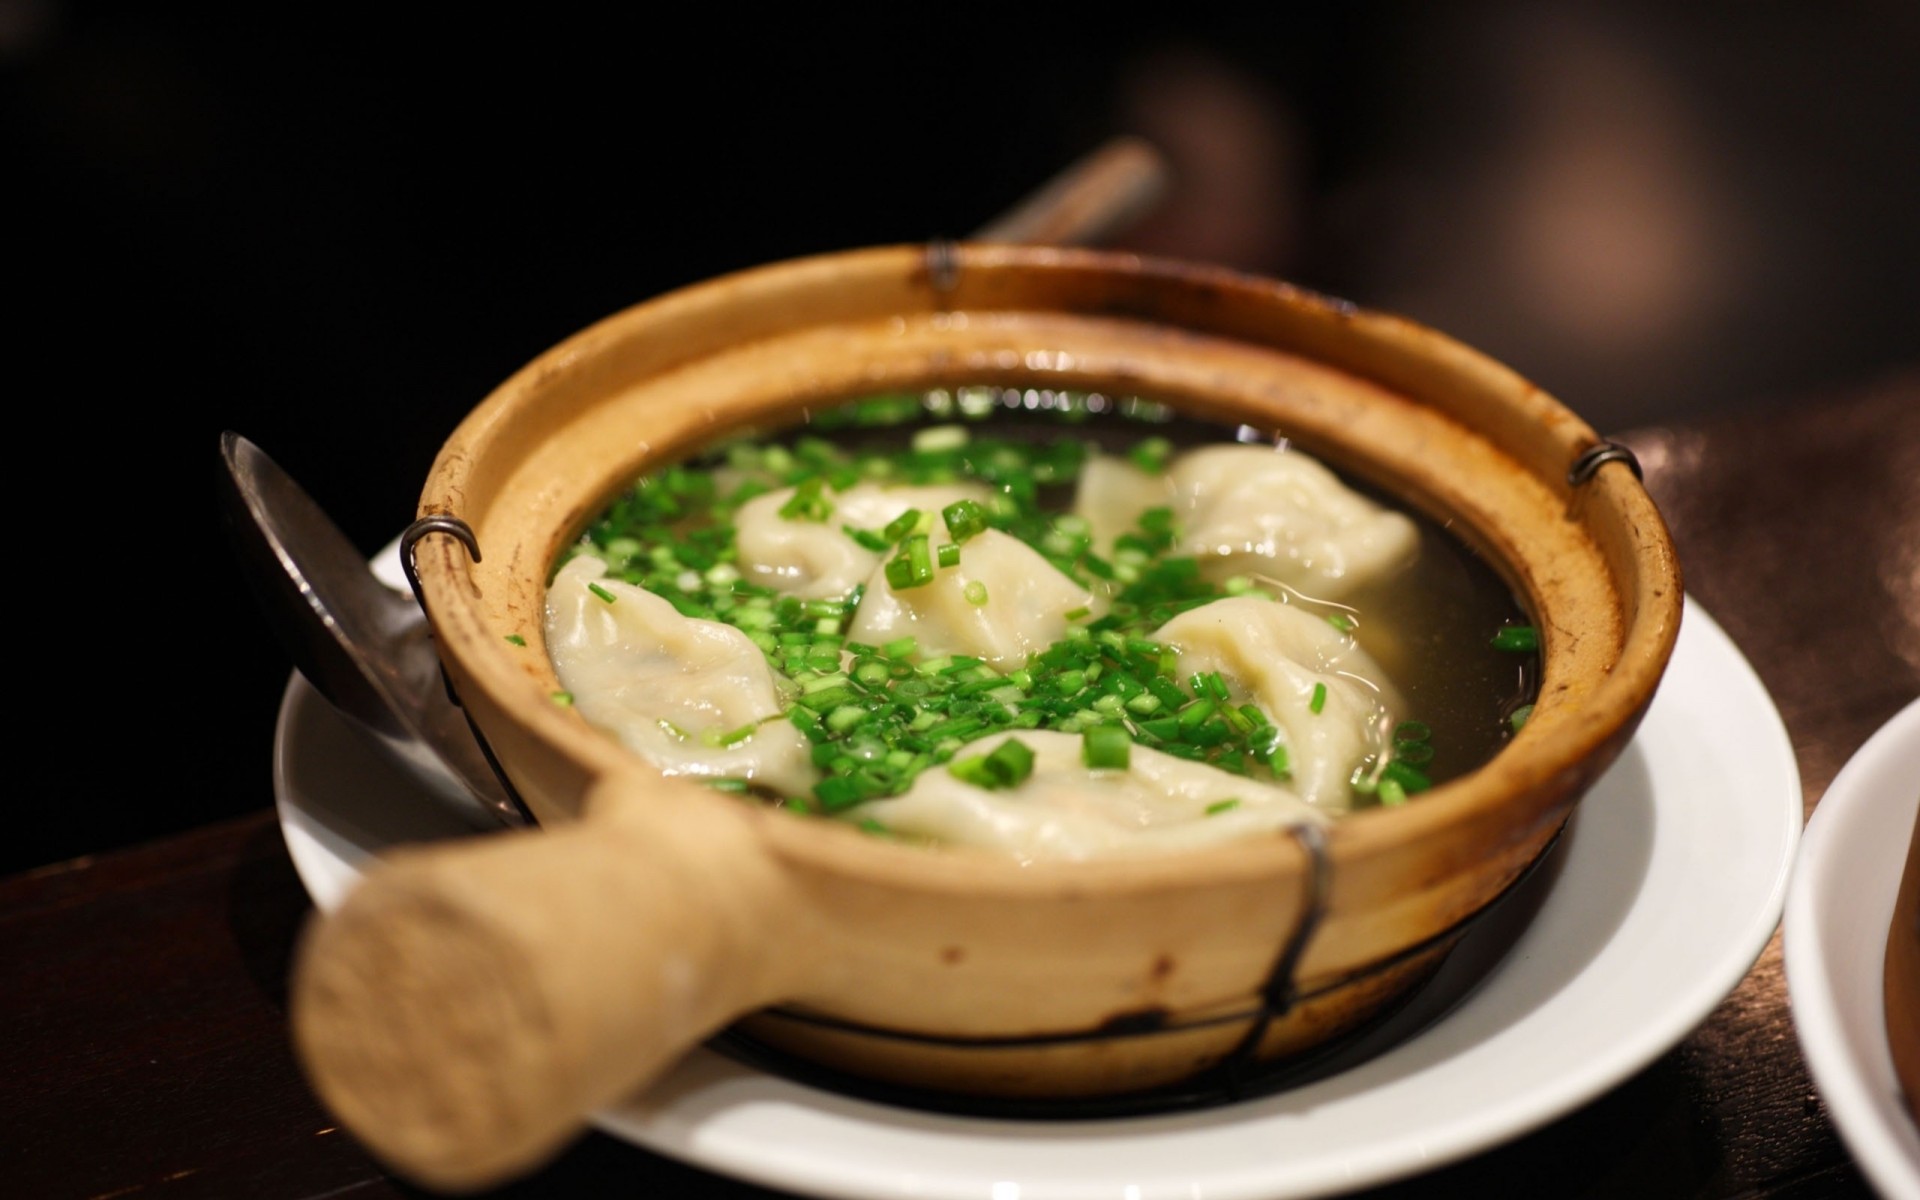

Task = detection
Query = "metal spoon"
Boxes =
[223,138,1170,830]
[219,431,527,829]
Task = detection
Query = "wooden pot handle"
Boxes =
[289,784,812,1193]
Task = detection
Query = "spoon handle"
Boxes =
[971,135,1170,246]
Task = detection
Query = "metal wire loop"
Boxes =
[924,239,960,295]
[399,514,480,603]
[1568,440,1644,487]
[394,514,499,737]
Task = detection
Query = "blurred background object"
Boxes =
[6,1,1915,874]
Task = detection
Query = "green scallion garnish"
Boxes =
[1491,625,1539,652]
[949,737,1036,790]
[882,507,925,544]
[1129,436,1174,473]
[778,477,833,523]
[884,533,936,589]
[1082,724,1132,770]
[942,498,988,542]
[843,524,892,551]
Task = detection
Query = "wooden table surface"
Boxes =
[6,373,1916,1200]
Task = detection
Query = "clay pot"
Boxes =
[289,243,1682,1192]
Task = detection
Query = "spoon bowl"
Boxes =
[218,431,526,830]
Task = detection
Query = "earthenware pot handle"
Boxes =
[288,784,812,1192]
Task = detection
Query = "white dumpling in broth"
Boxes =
[733,481,993,600]
[1070,453,1173,553]
[545,555,815,796]
[1152,596,1403,811]
[1168,444,1419,601]
[853,729,1326,863]
[845,529,1095,673]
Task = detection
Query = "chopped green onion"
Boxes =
[885,533,936,589]
[1205,798,1241,816]
[704,722,761,747]
[504,634,526,646]
[824,705,868,734]
[941,498,989,542]
[813,776,869,812]
[964,579,989,606]
[778,477,833,522]
[1177,698,1216,730]
[1129,436,1174,473]
[882,508,925,543]
[948,737,1036,789]
[1309,682,1328,714]
[1491,625,1540,652]
[1082,724,1132,770]
[843,524,891,551]
[587,582,617,604]
[1394,741,1435,765]
[1509,703,1535,732]
[550,691,574,706]
[1381,759,1432,793]
[938,542,962,569]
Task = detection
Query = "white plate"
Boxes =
[1784,696,1920,1200]
[276,595,1801,1200]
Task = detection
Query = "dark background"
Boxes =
[7,2,1916,876]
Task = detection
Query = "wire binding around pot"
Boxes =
[717,816,1571,1118]
[924,239,961,297]
[399,514,537,828]
[1568,440,1644,486]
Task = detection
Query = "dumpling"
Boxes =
[545,555,815,796]
[845,529,1095,672]
[1167,444,1418,600]
[852,729,1326,863]
[733,481,993,599]
[1152,596,1402,811]
[1070,453,1173,553]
